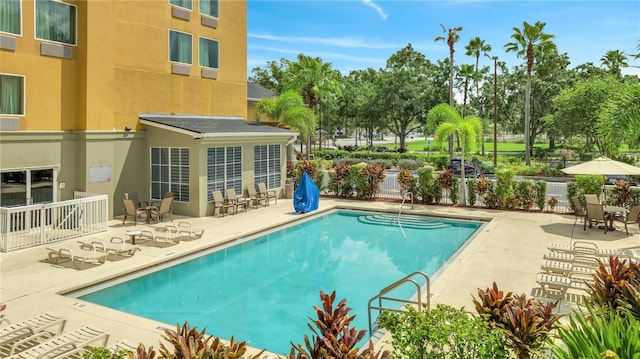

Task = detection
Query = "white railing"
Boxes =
[376,175,573,213]
[0,192,108,252]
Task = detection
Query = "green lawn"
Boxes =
[386,141,537,152]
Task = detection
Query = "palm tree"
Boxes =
[465,37,492,101]
[429,104,482,206]
[285,54,341,155]
[456,64,475,117]
[256,91,316,158]
[435,24,463,158]
[504,21,555,166]
[600,49,628,77]
[255,90,305,126]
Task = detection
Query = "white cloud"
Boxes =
[361,0,387,20]
[248,33,398,49]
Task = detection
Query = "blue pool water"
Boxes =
[75,210,482,354]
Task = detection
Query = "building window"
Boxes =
[0,0,21,35]
[35,0,77,45]
[207,146,242,201]
[169,0,192,10]
[199,0,218,18]
[169,30,192,65]
[254,144,281,190]
[151,147,190,202]
[199,37,219,69]
[0,74,25,115]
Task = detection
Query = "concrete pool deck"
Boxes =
[1,198,639,356]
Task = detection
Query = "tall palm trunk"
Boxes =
[525,46,534,166]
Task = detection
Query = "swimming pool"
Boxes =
[72,210,483,354]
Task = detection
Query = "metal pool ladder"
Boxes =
[367,271,431,335]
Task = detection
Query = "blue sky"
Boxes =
[247,0,640,77]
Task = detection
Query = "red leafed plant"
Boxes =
[288,290,390,359]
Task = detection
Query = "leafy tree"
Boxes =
[337,69,382,147]
[285,54,341,156]
[429,104,482,205]
[550,76,622,154]
[505,21,556,166]
[375,44,441,151]
[600,49,628,78]
[249,58,290,94]
[599,83,640,156]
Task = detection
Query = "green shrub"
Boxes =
[397,159,422,170]
[513,180,536,210]
[535,180,547,211]
[416,167,441,204]
[429,154,450,170]
[575,175,604,199]
[378,303,510,359]
[467,178,477,206]
[495,168,515,209]
[550,305,640,359]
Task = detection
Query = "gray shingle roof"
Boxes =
[247,82,277,101]
[139,113,296,138]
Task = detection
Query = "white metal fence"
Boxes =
[375,175,573,213]
[0,192,108,252]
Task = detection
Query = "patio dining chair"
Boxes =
[246,185,267,208]
[225,188,249,214]
[585,203,613,234]
[257,183,277,205]
[211,190,234,217]
[150,196,173,223]
[122,198,146,225]
[570,196,586,224]
[613,204,640,235]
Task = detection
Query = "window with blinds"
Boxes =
[150,147,189,202]
[207,146,242,201]
[254,144,281,189]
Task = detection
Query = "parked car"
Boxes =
[605,175,639,186]
[447,157,483,178]
[373,146,389,152]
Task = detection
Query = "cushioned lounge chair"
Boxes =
[46,243,108,268]
[77,237,139,257]
[257,183,277,205]
[0,313,66,348]
[8,325,109,359]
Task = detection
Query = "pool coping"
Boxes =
[1,198,638,357]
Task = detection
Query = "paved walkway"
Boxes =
[1,199,638,356]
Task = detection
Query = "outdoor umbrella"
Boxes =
[561,156,640,176]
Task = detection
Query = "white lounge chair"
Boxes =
[78,237,139,257]
[176,221,205,239]
[8,325,109,359]
[46,244,108,268]
[0,313,66,348]
[547,241,631,258]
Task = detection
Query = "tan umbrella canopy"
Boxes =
[562,157,640,175]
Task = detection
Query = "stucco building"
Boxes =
[0,0,296,218]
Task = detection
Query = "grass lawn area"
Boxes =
[386,141,545,152]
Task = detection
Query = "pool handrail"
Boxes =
[367,271,430,335]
